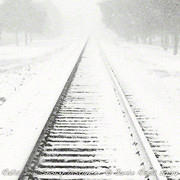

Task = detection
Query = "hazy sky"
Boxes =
[51,0,104,35]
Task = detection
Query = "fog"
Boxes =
[0,0,106,44]
[51,0,104,36]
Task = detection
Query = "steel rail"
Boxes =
[100,47,167,180]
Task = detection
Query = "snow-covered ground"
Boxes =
[99,31,180,164]
[0,36,86,180]
[0,39,69,106]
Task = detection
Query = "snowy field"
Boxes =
[0,39,67,106]
[0,36,86,179]
[99,31,180,164]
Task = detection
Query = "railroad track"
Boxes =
[19,40,172,180]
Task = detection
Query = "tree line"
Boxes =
[100,0,180,55]
[0,0,61,45]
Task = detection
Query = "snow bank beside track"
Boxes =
[0,38,73,106]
